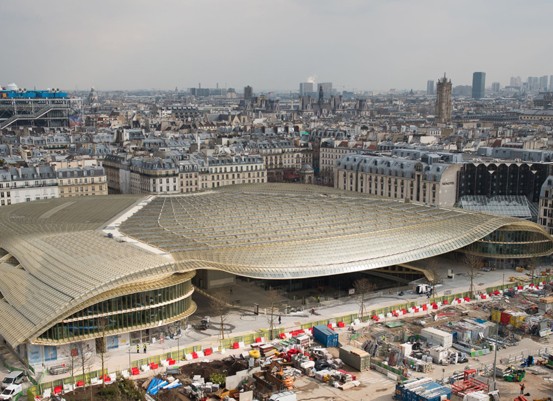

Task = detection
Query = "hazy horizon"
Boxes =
[1,0,552,92]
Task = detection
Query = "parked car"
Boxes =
[1,372,25,389]
[48,365,69,375]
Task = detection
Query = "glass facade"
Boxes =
[38,280,193,342]
[463,228,553,257]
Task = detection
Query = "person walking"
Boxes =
[136,343,140,354]
[519,382,525,395]
[278,315,282,325]
[143,343,147,354]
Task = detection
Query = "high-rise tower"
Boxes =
[299,82,314,96]
[472,72,486,99]
[426,80,435,95]
[244,85,253,101]
[435,74,452,124]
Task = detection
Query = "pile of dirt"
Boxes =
[179,357,248,380]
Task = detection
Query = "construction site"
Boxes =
[27,266,553,401]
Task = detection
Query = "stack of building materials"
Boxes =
[394,377,451,401]
[452,342,490,358]
[464,391,500,401]
[404,356,433,373]
[539,296,553,313]
[259,343,277,357]
[295,334,310,347]
[451,369,489,396]
[290,353,315,375]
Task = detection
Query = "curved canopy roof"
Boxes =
[120,184,552,278]
[0,184,551,347]
[0,196,176,347]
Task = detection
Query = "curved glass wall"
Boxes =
[38,280,194,342]
[462,228,553,257]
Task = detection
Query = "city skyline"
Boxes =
[1,0,553,91]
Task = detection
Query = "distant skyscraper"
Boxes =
[244,85,253,101]
[510,76,522,88]
[299,82,314,96]
[527,77,539,92]
[491,82,500,93]
[472,72,486,99]
[539,75,549,92]
[317,82,333,99]
[426,80,435,95]
[550,75,553,91]
[435,74,452,124]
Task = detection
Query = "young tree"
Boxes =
[76,342,93,391]
[464,254,483,298]
[69,345,80,387]
[95,317,109,388]
[265,290,281,341]
[209,295,231,349]
[353,278,375,320]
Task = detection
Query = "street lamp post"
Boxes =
[177,337,180,361]
[128,346,131,369]
[492,341,498,391]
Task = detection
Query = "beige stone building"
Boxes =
[319,141,366,185]
[57,166,108,198]
[103,154,266,195]
[335,154,459,207]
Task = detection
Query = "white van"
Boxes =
[1,372,25,389]
[0,384,22,401]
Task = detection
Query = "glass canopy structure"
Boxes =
[0,184,552,349]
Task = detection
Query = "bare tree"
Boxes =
[265,290,281,341]
[76,342,93,391]
[353,278,375,320]
[464,254,483,298]
[209,295,231,349]
[69,345,80,387]
[526,257,539,282]
[426,259,443,302]
[95,317,109,388]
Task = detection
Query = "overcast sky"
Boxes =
[1,0,552,92]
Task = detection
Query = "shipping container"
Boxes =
[339,345,370,371]
[421,327,453,348]
[313,325,339,348]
